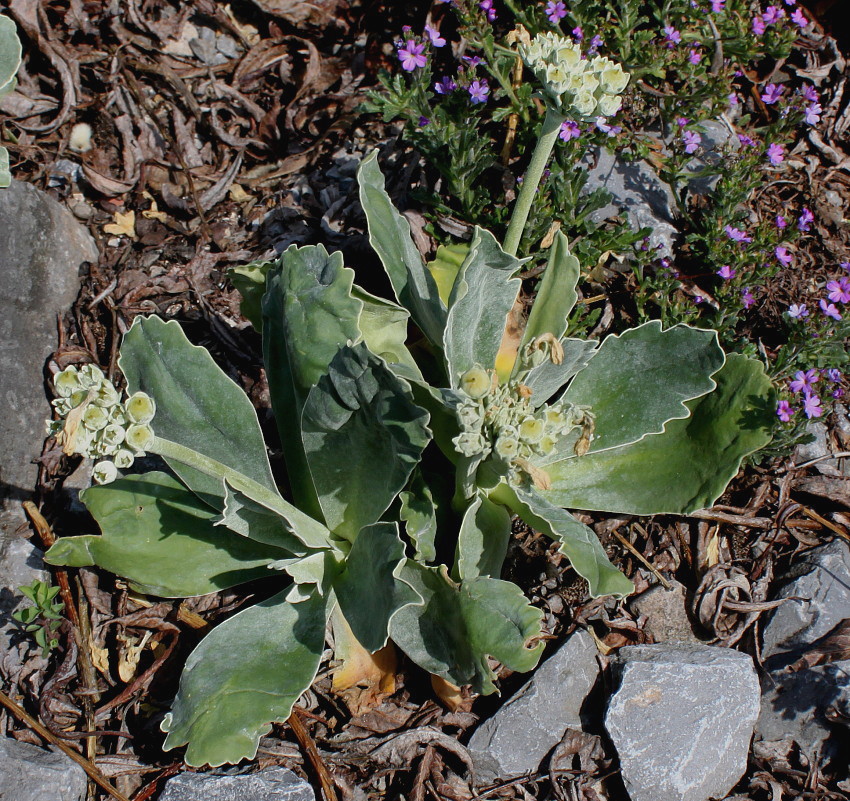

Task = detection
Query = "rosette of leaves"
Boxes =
[0,15,22,187]
[46,151,773,768]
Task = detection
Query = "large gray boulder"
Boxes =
[0,179,95,535]
[467,629,600,784]
[0,737,87,801]
[157,767,315,801]
[605,643,760,801]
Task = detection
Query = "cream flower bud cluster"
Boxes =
[46,364,156,485]
[453,365,593,488]
[519,32,629,119]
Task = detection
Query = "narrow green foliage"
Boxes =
[13,580,64,657]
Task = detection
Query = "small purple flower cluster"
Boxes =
[778,367,845,422]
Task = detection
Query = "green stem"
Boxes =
[502,107,565,257]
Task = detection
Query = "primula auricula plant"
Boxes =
[0,15,22,187]
[46,34,774,768]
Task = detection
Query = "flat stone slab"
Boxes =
[0,737,87,801]
[468,629,600,783]
[630,579,699,644]
[605,643,760,801]
[158,767,315,801]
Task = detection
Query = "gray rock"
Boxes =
[0,737,87,801]
[0,180,95,535]
[760,540,850,660]
[468,629,600,783]
[685,120,737,196]
[581,147,679,258]
[630,580,699,644]
[158,767,315,801]
[605,644,760,801]
[794,421,842,476]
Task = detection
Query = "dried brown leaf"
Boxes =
[787,618,850,673]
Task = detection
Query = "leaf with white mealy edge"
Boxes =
[523,338,598,408]
[562,321,724,452]
[453,492,512,581]
[352,285,422,380]
[162,588,328,767]
[399,469,439,562]
[443,227,524,387]
[301,342,431,542]
[543,353,775,515]
[333,523,422,653]
[262,244,362,520]
[389,561,544,694]
[0,16,22,96]
[517,231,580,357]
[119,316,277,507]
[357,150,446,345]
[490,481,634,598]
[44,473,287,598]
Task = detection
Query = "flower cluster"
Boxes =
[451,342,594,490]
[47,364,156,484]
[519,32,629,119]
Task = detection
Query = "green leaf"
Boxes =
[162,588,328,766]
[44,473,286,598]
[443,227,523,386]
[262,244,362,519]
[357,150,446,345]
[0,147,9,188]
[228,259,275,332]
[333,523,421,653]
[353,285,422,380]
[301,343,431,541]
[562,321,724,451]
[518,232,579,355]
[454,492,512,581]
[543,353,775,514]
[390,562,544,694]
[427,243,469,306]
[491,482,633,598]
[524,338,598,408]
[119,316,277,507]
[0,16,22,95]
[399,470,439,562]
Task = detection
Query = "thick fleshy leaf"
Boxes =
[543,353,774,514]
[562,321,724,452]
[390,561,544,694]
[0,147,9,188]
[333,523,421,653]
[491,481,633,598]
[357,150,446,345]
[228,258,274,332]
[443,227,523,386]
[524,338,598,408]
[44,472,285,598]
[353,285,422,379]
[0,15,22,94]
[399,470,439,563]
[301,343,431,541]
[162,588,327,766]
[427,243,469,305]
[453,492,512,581]
[518,232,580,356]
[262,244,362,519]
[119,316,277,507]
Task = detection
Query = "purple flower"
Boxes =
[803,393,823,419]
[790,369,819,393]
[663,25,681,46]
[572,26,584,41]
[418,115,430,127]
[462,55,484,68]
[788,303,808,319]
[729,92,739,106]
[763,5,784,24]
[725,225,752,243]
[775,246,793,266]
[398,40,427,71]
[676,116,690,127]
[742,287,756,308]
[711,0,725,11]
[767,143,785,165]
[820,298,843,320]
[682,130,702,153]
[834,387,845,399]
[559,120,581,141]
[738,134,757,148]
[688,49,702,65]
[468,79,489,104]
[776,400,794,422]
[791,7,807,26]
[801,85,819,103]
[587,35,603,54]
[434,76,457,94]
[827,368,843,382]
[798,208,814,231]
[843,262,850,273]
[479,0,496,21]
[761,83,784,104]
[827,277,850,304]
[717,265,736,279]
[752,15,766,35]
[804,102,822,125]
[424,25,446,47]
[776,214,787,229]
[545,0,567,23]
